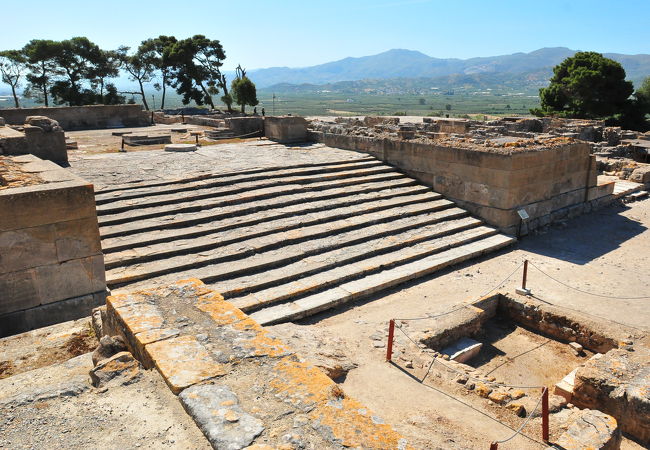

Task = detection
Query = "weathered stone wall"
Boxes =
[498,295,630,353]
[0,116,68,164]
[572,347,650,443]
[265,116,308,143]
[0,104,150,130]
[0,155,105,336]
[310,132,612,233]
[0,126,67,164]
[418,295,499,350]
[225,117,264,137]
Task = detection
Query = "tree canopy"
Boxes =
[531,51,650,130]
[231,76,258,113]
[1,35,258,112]
[0,50,26,107]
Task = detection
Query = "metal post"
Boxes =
[386,319,395,362]
[151,111,154,125]
[120,138,125,152]
[522,259,528,290]
[516,259,531,295]
[195,134,199,146]
[490,443,498,450]
[542,387,549,442]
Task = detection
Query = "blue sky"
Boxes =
[3,0,649,70]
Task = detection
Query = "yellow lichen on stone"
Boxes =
[195,293,248,326]
[145,335,228,394]
[270,356,409,449]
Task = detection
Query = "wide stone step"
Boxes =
[248,233,516,325]
[105,199,456,287]
[222,217,486,311]
[100,181,427,251]
[97,168,407,227]
[96,160,384,212]
[95,156,375,197]
[104,191,443,268]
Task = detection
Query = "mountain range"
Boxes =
[249,47,650,89]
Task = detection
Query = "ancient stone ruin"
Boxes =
[0,106,648,449]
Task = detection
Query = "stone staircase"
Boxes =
[96,156,515,325]
[204,128,235,140]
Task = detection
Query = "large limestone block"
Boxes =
[33,254,105,305]
[0,181,96,232]
[264,116,306,143]
[144,335,228,394]
[0,225,57,273]
[573,348,650,443]
[556,409,621,450]
[179,384,265,449]
[53,216,102,262]
[0,269,40,315]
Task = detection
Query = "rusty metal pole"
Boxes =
[386,319,395,362]
[195,134,199,146]
[490,443,498,450]
[542,387,549,442]
[522,259,528,290]
[517,259,531,295]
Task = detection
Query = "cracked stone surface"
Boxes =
[179,383,265,450]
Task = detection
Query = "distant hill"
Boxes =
[249,47,650,88]
[263,70,554,96]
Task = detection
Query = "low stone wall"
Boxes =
[225,116,264,137]
[265,116,308,143]
[103,278,409,449]
[310,132,613,234]
[415,293,639,354]
[497,295,626,354]
[0,104,150,130]
[0,124,67,164]
[0,155,105,336]
[572,347,650,443]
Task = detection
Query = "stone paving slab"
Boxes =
[179,384,265,449]
[145,335,229,394]
[104,279,410,449]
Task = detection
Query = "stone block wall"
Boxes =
[0,121,68,165]
[265,116,308,143]
[0,155,105,336]
[225,117,264,137]
[310,132,611,234]
[0,104,150,130]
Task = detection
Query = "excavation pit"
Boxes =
[395,292,649,443]
[464,316,595,388]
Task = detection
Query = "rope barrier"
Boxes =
[396,261,524,322]
[480,261,523,297]
[528,261,650,300]
[394,325,544,390]
[204,129,263,140]
[392,325,548,447]
[394,305,468,321]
